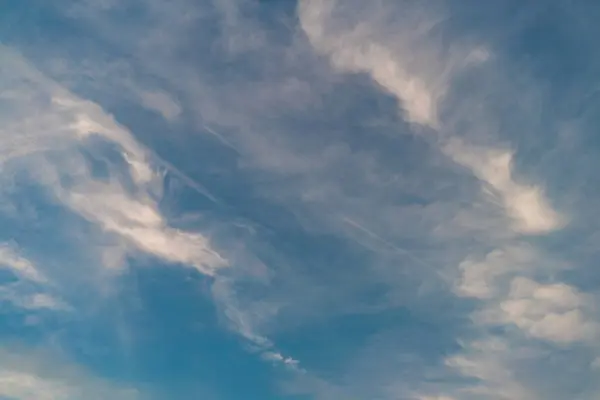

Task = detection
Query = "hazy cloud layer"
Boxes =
[2,0,600,399]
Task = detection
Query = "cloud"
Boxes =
[0,243,47,284]
[0,346,140,400]
[0,287,69,312]
[443,139,565,235]
[443,337,535,400]
[7,1,600,399]
[298,0,452,128]
[0,45,226,276]
[137,89,181,121]
[299,0,564,237]
[447,257,600,399]
[0,243,67,312]
[262,351,303,372]
[454,245,536,299]
[62,177,226,274]
[294,0,600,398]
[211,272,304,372]
[479,277,599,345]
[0,44,228,398]
[419,397,456,400]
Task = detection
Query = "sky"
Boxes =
[1,0,600,399]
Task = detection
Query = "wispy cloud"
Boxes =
[4,0,600,399]
[57,1,600,397]
[0,287,69,312]
[0,45,226,276]
[0,243,66,312]
[0,346,140,400]
[444,139,565,234]
[295,1,600,399]
[0,243,47,284]
[298,0,447,128]
[0,41,231,398]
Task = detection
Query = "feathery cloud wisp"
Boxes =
[0,45,226,276]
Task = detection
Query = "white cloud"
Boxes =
[488,277,598,344]
[453,235,597,346]
[298,0,446,128]
[26,293,68,310]
[296,2,600,398]
[446,240,599,398]
[0,347,140,400]
[0,244,67,312]
[262,351,303,372]
[0,45,226,276]
[444,337,535,400]
[299,0,564,238]
[0,286,68,312]
[62,179,226,275]
[20,1,600,399]
[0,369,71,400]
[454,245,536,299]
[296,2,599,399]
[443,139,565,235]
[211,274,304,372]
[138,89,181,121]
[0,243,47,284]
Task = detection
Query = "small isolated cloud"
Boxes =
[262,351,303,372]
[138,89,181,121]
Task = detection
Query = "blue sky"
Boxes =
[1,0,600,399]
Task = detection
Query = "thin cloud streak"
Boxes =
[342,216,434,269]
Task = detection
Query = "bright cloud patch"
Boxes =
[0,45,226,276]
[494,277,598,344]
[0,347,139,400]
[444,139,565,235]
